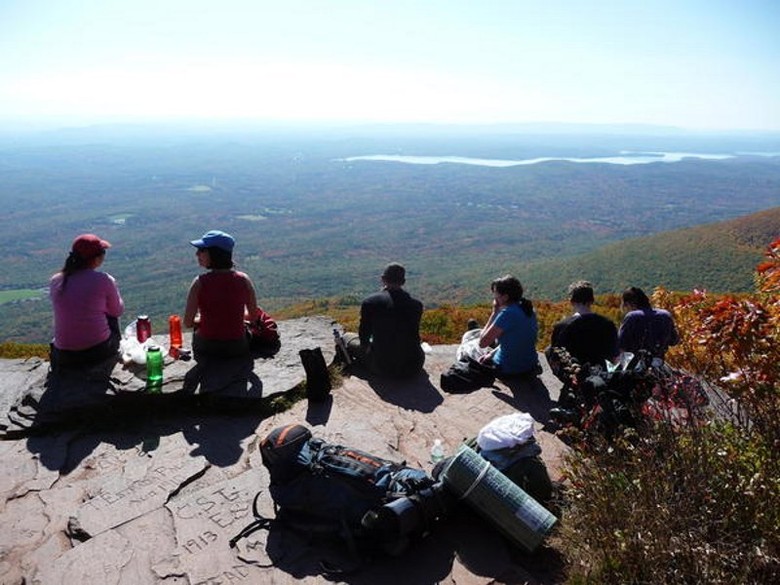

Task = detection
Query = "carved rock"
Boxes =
[0,320,569,585]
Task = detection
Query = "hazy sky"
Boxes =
[1,0,778,131]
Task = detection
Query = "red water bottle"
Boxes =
[168,315,183,357]
[136,315,151,342]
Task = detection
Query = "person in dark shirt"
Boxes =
[618,286,680,359]
[546,280,618,383]
[345,263,425,377]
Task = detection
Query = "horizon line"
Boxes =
[2,118,780,137]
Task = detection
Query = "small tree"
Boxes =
[664,237,779,450]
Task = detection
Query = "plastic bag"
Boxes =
[477,412,536,451]
[120,320,159,365]
[456,329,489,362]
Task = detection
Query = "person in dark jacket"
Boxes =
[345,263,425,377]
[546,280,618,382]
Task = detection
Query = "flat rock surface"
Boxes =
[0,316,337,437]
[0,320,570,585]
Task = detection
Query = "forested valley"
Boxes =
[1,126,779,343]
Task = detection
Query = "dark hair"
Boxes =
[492,274,534,317]
[57,249,104,293]
[206,246,234,270]
[568,280,595,305]
[382,262,406,286]
[622,286,652,310]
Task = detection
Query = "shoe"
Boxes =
[549,407,580,425]
[557,387,578,408]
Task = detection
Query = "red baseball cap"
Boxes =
[72,233,111,259]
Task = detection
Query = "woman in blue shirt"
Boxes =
[478,275,540,376]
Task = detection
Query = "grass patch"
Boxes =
[0,289,43,305]
[0,341,49,359]
[108,213,134,224]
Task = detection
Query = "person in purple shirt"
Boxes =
[49,234,124,369]
[618,286,680,359]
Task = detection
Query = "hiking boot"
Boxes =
[557,386,578,408]
[549,407,580,425]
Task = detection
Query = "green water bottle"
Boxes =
[146,345,163,393]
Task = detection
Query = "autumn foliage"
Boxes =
[559,239,780,584]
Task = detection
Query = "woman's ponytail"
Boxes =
[57,251,90,293]
[519,297,534,317]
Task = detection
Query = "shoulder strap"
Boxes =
[229,490,365,574]
[228,492,272,554]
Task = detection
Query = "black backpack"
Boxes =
[551,351,659,438]
[440,358,496,393]
[299,347,331,402]
[230,424,451,571]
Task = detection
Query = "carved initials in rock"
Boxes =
[174,485,251,529]
[183,530,218,554]
[192,564,251,584]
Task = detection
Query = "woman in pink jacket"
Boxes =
[49,233,124,369]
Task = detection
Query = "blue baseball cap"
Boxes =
[190,230,235,252]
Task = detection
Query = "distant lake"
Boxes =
[341,151,780,167]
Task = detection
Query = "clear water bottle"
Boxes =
[430,439,445,463]
[146,345,163,393]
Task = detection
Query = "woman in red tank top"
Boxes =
[184,230,259,360]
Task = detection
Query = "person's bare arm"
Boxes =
[479,300,502,348]
[244,274,259,317]
[183,277,201,329]
[480,323,502,347]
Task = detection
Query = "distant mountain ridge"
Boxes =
[521,207,780,300]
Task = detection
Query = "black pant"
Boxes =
[192,333,249,362]
[50,316,121,369]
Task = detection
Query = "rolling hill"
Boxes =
[520,207,780,300]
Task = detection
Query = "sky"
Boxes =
[0,0,778,131]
